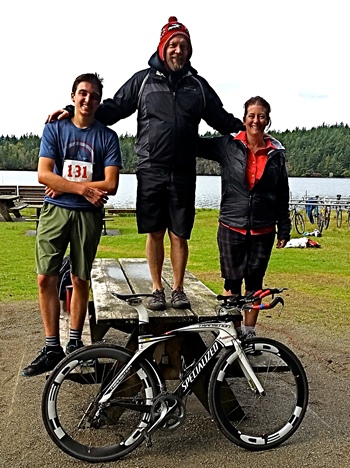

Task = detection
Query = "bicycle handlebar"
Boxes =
[112,289,286,315]
[217,288,287,313]
[249,296,284,310]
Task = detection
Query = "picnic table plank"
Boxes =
[90,258,136,321]
[119,258,195,320]
[161,261,219,319]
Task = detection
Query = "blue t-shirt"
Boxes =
[39,119,123,210]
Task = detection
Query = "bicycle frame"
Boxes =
[99,298,265,405]
[42,287,308,461]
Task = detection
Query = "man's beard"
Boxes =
[166,56,185,72]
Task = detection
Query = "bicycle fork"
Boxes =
[226,342,266,395]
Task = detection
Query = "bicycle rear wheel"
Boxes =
[208,338,308,451]
[336,208,342,227]
[42,343,158,463]
[294,212,305,235]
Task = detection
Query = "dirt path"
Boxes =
[1,301,349,468]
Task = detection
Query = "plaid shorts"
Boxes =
[217,223,275,292]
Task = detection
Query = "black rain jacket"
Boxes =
[198,134,291,241]
[90,53,244,174]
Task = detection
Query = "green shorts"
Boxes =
[35,203,103,280]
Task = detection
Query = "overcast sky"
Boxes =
[1,0,349,138]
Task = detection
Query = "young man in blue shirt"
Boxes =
[22,73,122,377]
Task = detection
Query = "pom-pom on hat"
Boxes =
[158,16,192,61]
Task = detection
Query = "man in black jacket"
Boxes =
[49,17,244,311]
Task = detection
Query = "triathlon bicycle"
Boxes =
[42,288,309,463]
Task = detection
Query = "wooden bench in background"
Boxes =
[18,185,46,206]
[17,185,113,235]
[107,208,136,216]
[0,186,18,196]
[0,184,120,233]
[18,185,46,230]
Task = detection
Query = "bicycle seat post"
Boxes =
[127,297,151,336]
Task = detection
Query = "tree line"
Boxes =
[1,123,350,177]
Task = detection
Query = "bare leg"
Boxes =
[146,230,166,290]
[244,290,261,327]
[223,288,242,329]
[69,274,90,331]
[169,230,188,289]
[37,274,60,337]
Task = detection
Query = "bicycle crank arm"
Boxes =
[145,395,181,438]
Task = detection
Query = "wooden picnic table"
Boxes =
[89,257,221,411]
[0,194,26,221]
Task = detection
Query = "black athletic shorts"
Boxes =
[217,223,276,292]
[136,168,196,239]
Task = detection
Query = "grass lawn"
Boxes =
[0,208,349,335]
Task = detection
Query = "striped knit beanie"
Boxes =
[158,16,192,61]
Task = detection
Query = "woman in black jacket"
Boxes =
[199,96,291,338]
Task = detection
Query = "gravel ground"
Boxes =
[1,300,349,468]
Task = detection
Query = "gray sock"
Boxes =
[45,336,60,348]
[69,329,82,342]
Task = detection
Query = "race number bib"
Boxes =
[63,159,93,182]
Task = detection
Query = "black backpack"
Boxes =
[57,255,72,300]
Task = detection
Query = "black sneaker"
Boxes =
[241,331,256,341]
[66,340,95,366]
[22,346,65,377]
[66,339,84,354]
[171,287,191,309]
[147,288,166,310]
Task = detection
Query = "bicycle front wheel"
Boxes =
[208,338,308,451]
[294,213,305,235]
[42,343,158,463]
[324,207,331,230]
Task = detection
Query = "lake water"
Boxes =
[0,171,349,209]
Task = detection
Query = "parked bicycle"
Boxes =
[346,202,350,229]
[289,204,305,235]
[335,195,343,228]
[42,288,309,463]
[314,202,331,232]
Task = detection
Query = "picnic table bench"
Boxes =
[88,257,220,410]
[0,186,28,221]
[0,194,27,221]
